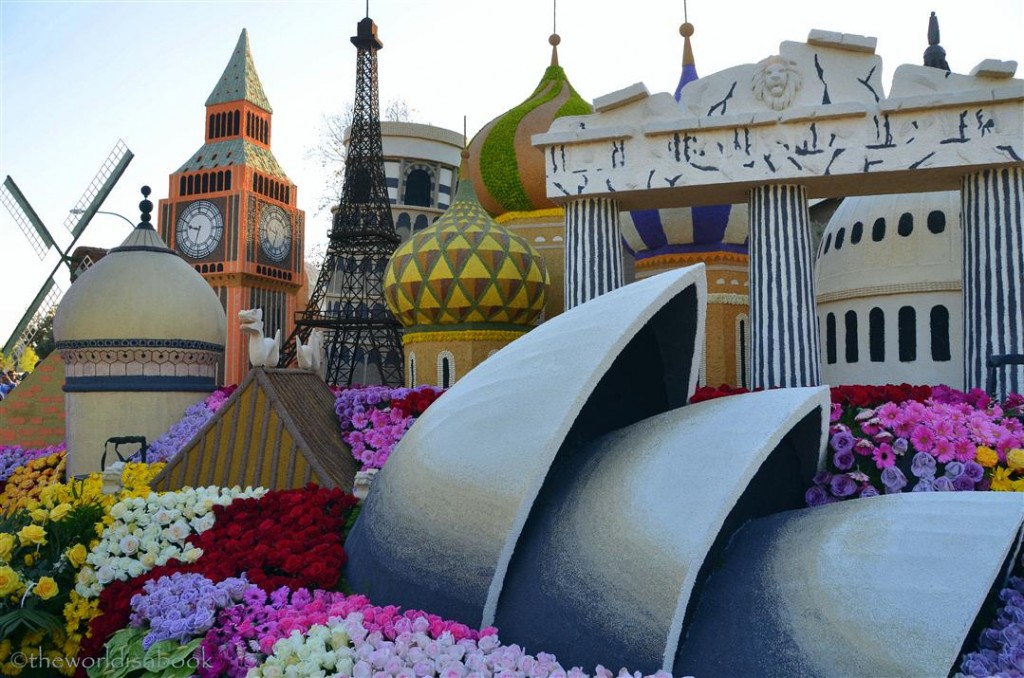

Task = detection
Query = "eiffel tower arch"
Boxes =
[280,16,404,387]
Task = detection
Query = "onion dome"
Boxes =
[467,34,591,216]
[623,21,748,265]
[815,191,960,298]
[54,187,226,346]
[384,154,549,329]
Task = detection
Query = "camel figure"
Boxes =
[238,308,281,368]
[296,330,323,374]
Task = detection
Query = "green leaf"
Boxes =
[140,637,202,677]
[0,607,62,638]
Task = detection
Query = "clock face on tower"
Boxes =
[259,205,292,263]
[175,200,224,259]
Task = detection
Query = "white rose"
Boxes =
[126,560,145,578]
[109,503,128,520]
[96,565,116,584]
[140,552,157,568]
[119,535,140,555]
[167,520,191,542]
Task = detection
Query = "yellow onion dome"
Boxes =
[467,34,591,217]
[384,154,549,329]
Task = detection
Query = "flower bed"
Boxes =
[142,386,237,464]
[335,384,444,471]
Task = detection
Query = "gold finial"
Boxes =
[680,22,694,67]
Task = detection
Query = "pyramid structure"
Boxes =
[151,368,356,491]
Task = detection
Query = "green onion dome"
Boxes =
[467,34,592,217]
[384,154,549,329]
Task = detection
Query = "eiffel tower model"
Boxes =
[280,15,404,386]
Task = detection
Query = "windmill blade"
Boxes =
[1,176,57,260]
[3,279,60,356]
[64,139,134,238]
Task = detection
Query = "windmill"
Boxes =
[1,140,134,359]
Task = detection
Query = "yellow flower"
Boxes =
[49,503,72,522]
[0,566,21,596]
[1007,449,1024,471]
[976,446,999,468]
[66,544,88,568]
[33,576,58,600]
[1013,478,1024,492]
[22,554,34,567]
[17,524,46,547]
[30,508,49,524]
[992,466,1015,491]
[0,534,15,562]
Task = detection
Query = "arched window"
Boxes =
[844,310,859,363]
[217,113,225,138]
[869,307,885,362]
[899,306,917,362]
[396,213,412,239]
[179,176,186,197]
[186,175,194,195]
[822,232,832,254]
[246,112,252,137]
[927,211,946,234]
[201,173,209,193]
[930,305,951,361]
[208,115,215,139]
[898,213,913,237]
[825,312,837,365]
[736,313,749,388]
[834,227,846,250]
[284,186,289,204]
[437,351,455,388]
[225,171,232,190]
[408,352,416,387]
[233,110,240,135]
[403,168,433,207]
[413,215,428,232]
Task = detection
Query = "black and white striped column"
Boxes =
[962,167,1023,399]
[748,184,821,388]
[564,197,624,310]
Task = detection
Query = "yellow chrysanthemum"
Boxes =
[1007,448,1024,471]
[991,466,1015,491]
[975,446,999,468]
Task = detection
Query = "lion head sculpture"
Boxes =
[751,55,801,111]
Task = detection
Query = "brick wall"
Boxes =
[0,353,65,447]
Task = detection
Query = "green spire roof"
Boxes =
[206,29,272,113]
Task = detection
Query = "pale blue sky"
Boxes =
[1,0,1021,344]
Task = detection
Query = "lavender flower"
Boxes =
[963,460,985,483]
[833,449,854,471]
[859,485,880,498]
[893,437,909,455]
[932,476,955,491]
[944,461,965,479]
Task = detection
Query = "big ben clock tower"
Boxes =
[159,29,304,385]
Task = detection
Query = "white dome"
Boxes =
[54,226,226,345]
[816,191,960,300]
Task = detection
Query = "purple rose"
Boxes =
[960,654,996,677]
[893,437,909,455]
[859,485,880,498]
[833,449,855,471]
[964,460,985,482]
[881,466,908,493]
[911,452,937,478]
[830,430,855,455]
[805,485,830,507]
[912,478,935,492]
[944,461,965,478]
[933,476,955,491]
[953,475,976,491]
[830,474,858,497]
[812,470,833,486]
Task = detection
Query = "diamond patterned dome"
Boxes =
[384,168,548,329]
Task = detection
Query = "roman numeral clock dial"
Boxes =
[259,204,292,263]
[175,200,224,259]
